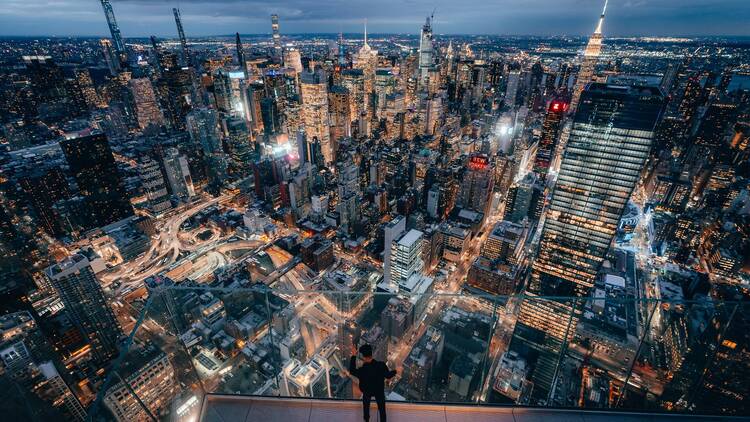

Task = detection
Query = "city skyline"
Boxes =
[1,0,749,419]
[1,0,750,37]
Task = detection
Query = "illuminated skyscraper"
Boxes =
[505,70,521,107]
[341,69,366,122]
[60,133,134,229]
[129,77,164,129]
[236,32,248,76]
[74,68,102,109]
[103,345,175,421]
[138,158,172,215]
[533,99,568,182]
[271,14,282,59]
[457,154,495,216]
[162,148,195,200]
[300,69,333,164]
[338,31,346,67]
[45,253,122,365]
[158,65,194,130]
[390,229,424,286]
[570,0,607,111]
[99,0,124,53]
[353,21,378,108]
[18,167,71,237]
[509,83,665,403]
[329,85,352,145]
[283,47,304,75]
[418,14,435,88]
[100,38,120,75]
[383,216,406,286]
[215,69,249,121]
[281,356,331,398]
[173,8,190,66]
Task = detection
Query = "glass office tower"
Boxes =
[60,133,134,229]
[509,83,665,403]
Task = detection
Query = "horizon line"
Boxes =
[2,33,750,39]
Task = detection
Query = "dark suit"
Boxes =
[349,355,397,421]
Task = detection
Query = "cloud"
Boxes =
[0,0,748,37]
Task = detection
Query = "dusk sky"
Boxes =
[0,0,749,37]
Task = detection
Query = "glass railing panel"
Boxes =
[687,301,748,416]
[378,291,500,404]
[546,296,657,410]
[478,293,521,405]
[89,286,207,422]
[489,295,582,407]
[272,288,345,400]
[80,287,748,420]
[619,298,742,414]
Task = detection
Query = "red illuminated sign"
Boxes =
[549,100,569,113]
[468,155,489,170]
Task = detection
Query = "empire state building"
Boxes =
[570,0,608,111]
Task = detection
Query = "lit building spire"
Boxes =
[236,32,248,77]
[418,12,435,89]
[338,31,346,67]
[364,19,368,47]
[569,0,608,111]
[594,0,607,35]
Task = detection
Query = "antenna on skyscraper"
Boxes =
[595,0,608,34]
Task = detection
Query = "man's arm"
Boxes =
[349,355,359,377]
[383,362,397,379]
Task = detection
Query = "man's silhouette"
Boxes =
[349,344,397,421]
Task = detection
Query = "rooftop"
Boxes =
[397,229,423,247]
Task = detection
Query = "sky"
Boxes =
[0,0,748,38]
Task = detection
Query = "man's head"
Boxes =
[359,344,373,361]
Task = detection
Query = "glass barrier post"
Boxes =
[476,294,499,404]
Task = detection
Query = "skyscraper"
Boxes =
[271,14,282,59]
[329,85,352,144]
[173,8,190,66]
[162,148,195,200]
[103,345,176,422]
[390,229,425,286]
[100,38,120,75]
[341,69,366,122]
[283,48,304,75]
[383,216,406,286]
[59,133,134,229]
[129,78,164,129]
[138,158,172,215]
[45,253,122,365]
[457,154,495,216]
[353,21,378,109]
[505,70,521,107]
[73,68,102,109]
[158,64,194,130]
[99,0,124,54]
[300,69,333,164]
[418,14,435,89]
[338,32,346,67]
[509,83,665,402]
[533,99,568,182]
[18,167,71,237]
[570,0,607,111]
[236,32,248,76]
[150,35,161,67]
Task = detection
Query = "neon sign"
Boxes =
[549,100,569,112]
